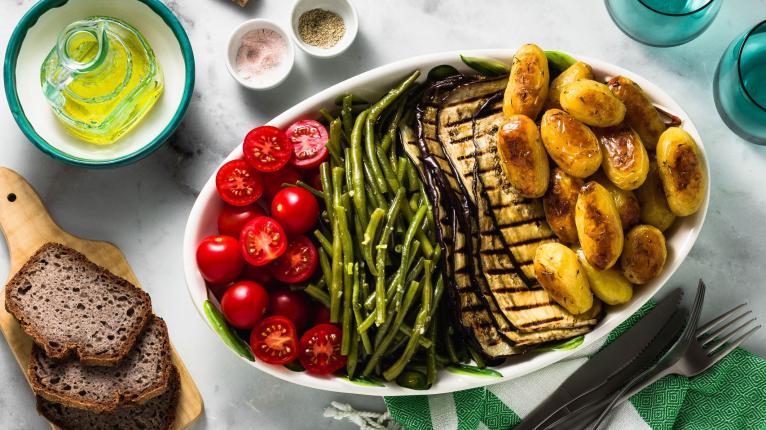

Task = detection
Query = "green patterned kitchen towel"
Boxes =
[384,303,766,430]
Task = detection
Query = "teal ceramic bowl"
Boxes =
[4,0,195,168]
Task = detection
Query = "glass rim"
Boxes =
[637,0,717,16]
[737,19,766,112]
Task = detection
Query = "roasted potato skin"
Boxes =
[608,76,666,150]
[595,126,650,190]
[593,174,641,230]
[540,109,602,178]
[621,225,667,284]
[504,44,550,119]
[560,80,626,127]
[636,162,677,231]
[575,248,633,305]
[543,168,584,244]
[496,115,550,198]
[656,127,707,216]
[546,62,594,110]
[575,182,624,270]
[534,243,594,315]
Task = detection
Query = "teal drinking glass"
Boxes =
[714,20,766,145]
[605,0,722,47]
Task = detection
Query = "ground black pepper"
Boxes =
[298,8,345,49]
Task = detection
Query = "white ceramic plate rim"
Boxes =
[183,49,709,396]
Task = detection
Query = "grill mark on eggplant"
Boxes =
[503,302,555,311]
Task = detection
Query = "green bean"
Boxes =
[397,206,428,291]
[374,243,387,326]
[337,198,354,355]
[341,95,354,136]
[362,279,422,376]
[400,202,434,258]
[203,300,254,361]
[426,316,437,386]
[381,100,406,152]
[364,120,389,194]
[383,268,431,381]
[318,247,333,287]
[361,208,385,276]
[344,147,353,192]
[398,323,433,349]
[430,277,445,321]
[396,157,408,186]
[406,161,420,192]
[347,329,359,378]
[351,263,373,354]
[319,108,335,123]
[376,146,400,191]
[350,110,370,225]
[314,230,332,255]
[409,193,420,211]
[327,119,343,165]
[467,346,486,369]
[335,94,369,105]
[304,284,331,308]
[288,181,324,199]
[330,168,346,323]
[319,162,334,222]
[369,70,421,122]
[366,182,388,212]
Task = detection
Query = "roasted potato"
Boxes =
[575,248,633,305]
[534,243,594,314]
[546,62,594,110]
[656,127,707,216]
[560,80,626,127]
[543,168,584,244]
[636,162,676,231]
[593,173,641,230]
[575,182,624,270]
[608,76,666,150]
[595,126,650,190]
[621,225,667,284]
[504,44,550,119]
[496,115,550,198]
[540,109,602,178]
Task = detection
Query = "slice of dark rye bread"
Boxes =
[29,315,174,413]
[37,365,180,430]
[5,242,152,366]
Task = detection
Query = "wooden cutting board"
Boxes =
[0,167,203,429]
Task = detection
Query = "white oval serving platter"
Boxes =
[183,49,709,396]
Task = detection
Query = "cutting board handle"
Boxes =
[0,167,64,270]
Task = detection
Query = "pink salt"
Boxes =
[235,28,287,83]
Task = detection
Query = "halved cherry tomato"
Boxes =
[271,187,320,235]
[263,165,303,201]
[196,235,243,284]
[217,204,266,237]
[269,288,311,330]
[286,120,329,169]
[243,126,293,173]
[216,160,263,206]
[269,235,318,284]
[221,281,269,329]
[299,323,346,374]
[250,316,299,365]
[240,216,288,266]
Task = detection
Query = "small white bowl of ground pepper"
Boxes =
[290,0,358,58]
[226,19,295,90]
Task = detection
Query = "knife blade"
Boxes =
[515,288,683,430]
[544,309,687,430]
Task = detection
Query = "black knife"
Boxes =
[544,309,687,429]
[515,288,683,430]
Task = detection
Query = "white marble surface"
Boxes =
[2,0,766,429]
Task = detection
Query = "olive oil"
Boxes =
[40,17,163,145]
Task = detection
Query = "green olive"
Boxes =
[396,370,430,390]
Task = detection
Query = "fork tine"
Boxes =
[684,281,706,339]
[707,325,762,366]
[697,303,748,337]
[699,310,753,342]
[705,318,758,352]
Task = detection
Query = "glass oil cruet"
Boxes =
[40,17,164,145]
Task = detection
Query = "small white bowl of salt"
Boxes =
[226,19,295,90]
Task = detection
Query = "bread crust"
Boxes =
[36,365,180,430]
[5,242,152,366]
[29,316,173,413]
